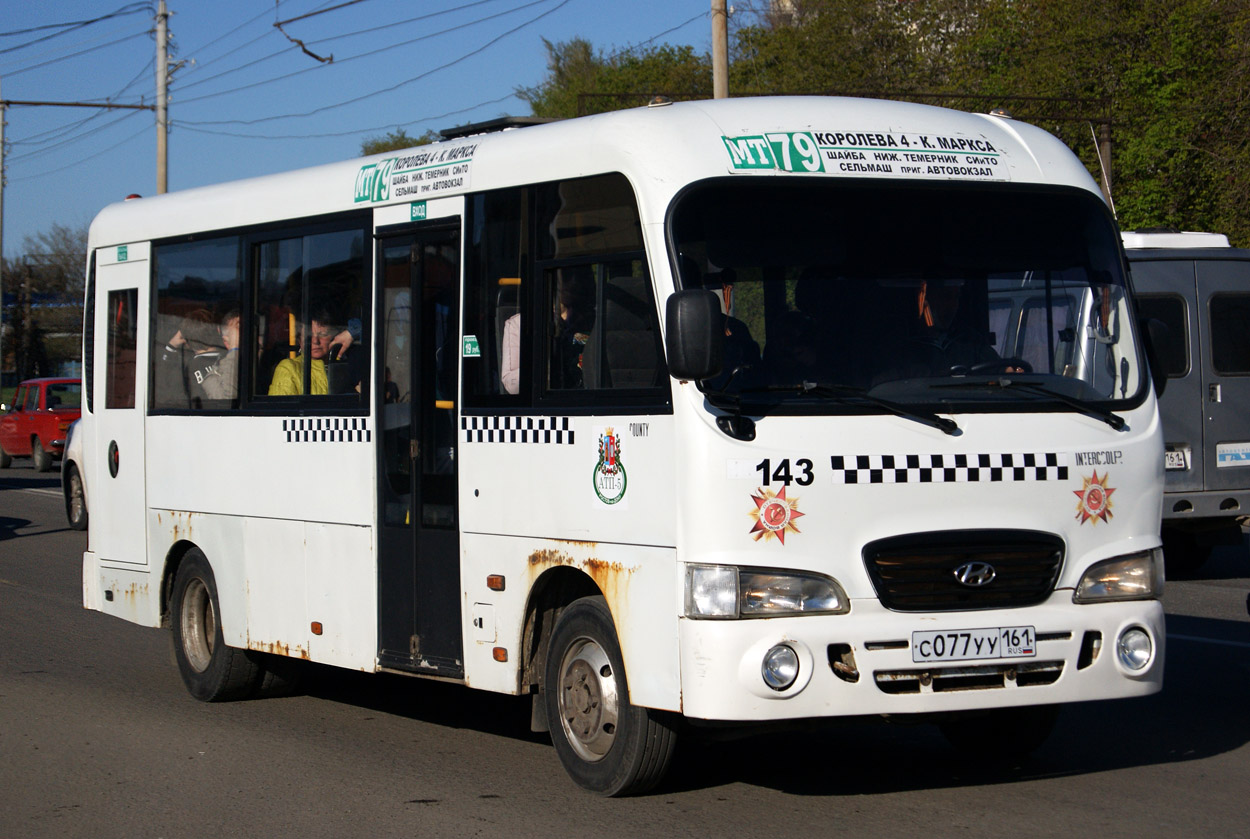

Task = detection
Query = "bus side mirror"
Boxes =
[1139,316,1169,397]
[665,290,724,381]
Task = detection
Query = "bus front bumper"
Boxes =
[677,595,1163,721]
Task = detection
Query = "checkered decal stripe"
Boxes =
[831,453,1068,484]
[283,418,371,443]
[462,415,574,445]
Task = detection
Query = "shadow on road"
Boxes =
[300,665,544,744]
[0,475,62,492]
[280,610,1250,797]
[0,516,34,541]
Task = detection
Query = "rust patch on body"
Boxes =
[249,639,311,660]
[121,582,150,601]
[527,545,635,614]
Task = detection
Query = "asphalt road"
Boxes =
[2,466,1249,838]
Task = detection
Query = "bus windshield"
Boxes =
[670,178,1144,415]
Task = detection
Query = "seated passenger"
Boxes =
[268,311,360,396]
[201,310,240,401]
[177,310,226,409]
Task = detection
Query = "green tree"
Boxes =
[359,128,439,156]
[517,1,1250,245]
[519,37,711,118]
[1,222,88,380]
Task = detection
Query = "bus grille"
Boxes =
[863,530,1064,612]
[874,661,1064,694]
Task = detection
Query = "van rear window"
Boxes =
[1211,293,1250,375]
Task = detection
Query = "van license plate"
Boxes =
[911,626,1036,663]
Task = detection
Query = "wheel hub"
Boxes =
[179,578,216,673]
[557,637,620,762]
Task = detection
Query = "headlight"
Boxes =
[685,565,849,618]
[1074,549,1164,603]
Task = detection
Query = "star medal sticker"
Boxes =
[749,487,805,544]
[1073,470,1115,525]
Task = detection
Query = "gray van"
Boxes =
[1124,230,1250,573]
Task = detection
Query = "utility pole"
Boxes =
[156,0,169,193]
[712,0,729,99]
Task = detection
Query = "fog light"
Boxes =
[1116,627,1152,671]
[761,644,799,691]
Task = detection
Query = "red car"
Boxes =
[0,377,82,472]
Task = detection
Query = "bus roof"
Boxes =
[88,96,1103,248]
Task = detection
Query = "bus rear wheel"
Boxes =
[544,596,676,796]
[65,467,88,531]
[171,549,263,701]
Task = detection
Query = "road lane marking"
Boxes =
[1169,633,1250,650]
[18,488,61,497]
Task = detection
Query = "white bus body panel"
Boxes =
[672,392,1164,719]
[80,96,1161,721]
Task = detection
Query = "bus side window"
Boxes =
[252,227,367,401]
[548,260,663,392]
[600,268,661,388]
[151,235,242,411]
[463,187,529,403]
[548,265,597,390]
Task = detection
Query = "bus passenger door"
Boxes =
[376,220,464,676]
[91,245,149,567]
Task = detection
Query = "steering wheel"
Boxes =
[950,357,1033,375]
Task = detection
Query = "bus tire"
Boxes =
[32,438,52,472]
[65,466,88,531]
[939,703,1059,762]
[544,596,676,796]
[171,549,262,702]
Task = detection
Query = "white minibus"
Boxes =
[81,96,1165,795]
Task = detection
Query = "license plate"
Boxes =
[1164,448,1190,471]
[911,626,1036,663]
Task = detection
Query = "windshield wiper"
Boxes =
[704,372,960,437]
[776,381,960,436]
[934,377,1126,431]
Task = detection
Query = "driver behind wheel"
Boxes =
[875,279,1022,382]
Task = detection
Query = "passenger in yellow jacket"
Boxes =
[268,319,337,396]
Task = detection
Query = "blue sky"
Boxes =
[0,0,714,257]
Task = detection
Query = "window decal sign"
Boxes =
[593,427,627,506]
[748,486,804,544]
[1073,470,1116,525]
[723,130,1009,181]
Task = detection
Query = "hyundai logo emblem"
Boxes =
[953,561,997,587]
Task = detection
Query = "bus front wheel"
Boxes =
[171,549,262,701]
[544,596,676,796]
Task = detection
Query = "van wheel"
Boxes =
[1161,529,1212,579]
[171,549,263,701]
[939,704,1059,762]
[544,596,676,796]
[65,467,88,530]
[0,445,10,468]
[31,438,52,472]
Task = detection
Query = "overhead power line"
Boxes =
[178,0,570,120]
[1,29,150,78]
[0,2,152,56]
[174,90,522,141]
[174,0,531,98]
